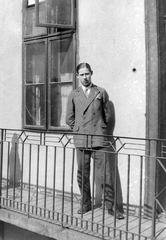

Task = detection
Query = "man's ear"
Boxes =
[91,71,93,75]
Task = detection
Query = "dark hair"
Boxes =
[76,63,93,74]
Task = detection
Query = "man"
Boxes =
[66,63,121,217]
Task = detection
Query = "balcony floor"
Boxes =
[1,180,166,240]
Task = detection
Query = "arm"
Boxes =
[66,91,75,130]
[102,89,112,124]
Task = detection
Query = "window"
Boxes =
[23,0,76,130]
[35,0,75,29]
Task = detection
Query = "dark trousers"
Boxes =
[95,146,124,213]
[76,147,114,210]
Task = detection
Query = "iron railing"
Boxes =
[0,128,166,240]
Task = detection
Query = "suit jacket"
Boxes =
[66,84,112,148]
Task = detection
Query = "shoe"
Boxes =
[108,208,125,220]
[77,206,91,214]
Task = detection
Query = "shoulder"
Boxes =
[69,86,81,96]
[92,84,107,94]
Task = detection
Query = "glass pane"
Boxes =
[50,83,73,127]
[26,42,46,84]
[28,0,44,5]
[26,85,45,126]
[28,0,35,5]
[49,0,72,25]
[24,7,47,37]
[37,0,74,28]
[50,36,73,83]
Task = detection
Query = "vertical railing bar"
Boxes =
[80,150,85,227]
[20,142,25,211]
[102,151,106,239]
[113,152,118,237]
[96,223,99,233]
[28,144,32,215]
[71,148,75,224]
[6,142,10,206]
[107,226,110,237]
[0,129,4,208]
[43,132,46,145]
[61,146,66,226]
[91,150,95,232]
[151,140,157,239]
[40,132,42,145]
[126,154,131,240]
[36,145,40,215]
[3,129,6,142]
[44,146,48,217]
[13,142,17,208]
[52,146,57,220]
[119,230,122,240]
[138,155,143,239]
[86,220,88,230]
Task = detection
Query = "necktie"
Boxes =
[84,88,89,98]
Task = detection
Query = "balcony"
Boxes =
[0,128,166,240]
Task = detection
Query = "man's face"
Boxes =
[77,67,92,87]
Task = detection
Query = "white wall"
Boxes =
[0,0,146,206]
[0,1,22,128]
[0,0,146,137]
[77,0,146,138]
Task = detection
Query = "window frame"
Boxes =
[47,33,76,130]
[23,38,48,130]
[22,0,76,131]
[23,1,48,39]
[35,0,75,29]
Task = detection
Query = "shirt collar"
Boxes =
[82,83,92,91]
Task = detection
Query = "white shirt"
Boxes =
[82,83,92,97]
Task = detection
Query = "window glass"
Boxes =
[28,0,44,5]
[24,41,46,128]
[50,83,72,127]
[24,5,47,37]
[26,42,45,84]
[36,0,74,28]
[28,0,35,5]
[50,37,73,83]
[49,35,74,128]
[26,85,45,126]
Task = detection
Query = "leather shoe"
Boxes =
[77,206,91,214]
[108,209,125,220]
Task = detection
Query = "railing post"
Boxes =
[0,129,4,208]
[151,154,157,239]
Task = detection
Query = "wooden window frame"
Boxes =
[23,38,48,130]
[22,0,76,131]
[35,0,75,29]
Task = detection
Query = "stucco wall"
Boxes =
[77,0,146,138]
[0,1,146,206]
[0,1,22,128]
[0,0,146,137]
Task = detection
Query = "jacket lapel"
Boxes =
[75,86,87,105]
[83,85,100,112]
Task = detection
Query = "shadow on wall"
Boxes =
[9,133,21,186]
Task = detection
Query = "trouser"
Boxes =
[95,145,124,213]
[76,147,114,210]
